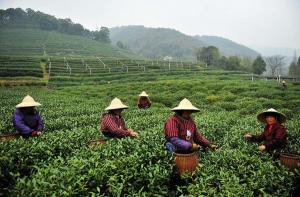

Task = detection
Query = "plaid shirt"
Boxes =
[251,123,287,151]
[164,114,210,147]
[101,112,130,138]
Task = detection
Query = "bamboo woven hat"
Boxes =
[257,108,286,123]
[171,98,199,112]
[16,95,41,108]
[139,91,149,97]
[105,98,128,111]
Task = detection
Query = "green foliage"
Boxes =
[93,27,111,43]
[116,41,129,50]
[0,28,134,57]
[196,46,220,66]
[226,56,242,70]
[0,73,300,196]
[110,25,203,60]
[196,35,259,57]
[0,8,88,37]
[110,26,259,60]
[289,56,300,78]
[252,55,266,75]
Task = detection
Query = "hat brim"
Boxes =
[16,102,41,108]
[257,111,286,123]
[171,107,199,112]
[105,105,128,111]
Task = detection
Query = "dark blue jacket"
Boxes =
[12,109,44,135]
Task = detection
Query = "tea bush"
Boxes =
[0,73,299,196]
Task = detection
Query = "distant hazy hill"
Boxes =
[110,25,259,60]
[195,35,259,57]
[0,28,135,58]
[110,26,205,60]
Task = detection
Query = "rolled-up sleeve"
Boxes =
[251,130,266,142]
[194,129,210,147]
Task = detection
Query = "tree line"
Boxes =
[0,8,111,43]
[196,46,300,78]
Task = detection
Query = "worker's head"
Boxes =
[257,108,286,124]
[105,98,128,114]
[20,107,35,115]
[139,96,150,105]
[265,114,278,125]
[112,109,124,116]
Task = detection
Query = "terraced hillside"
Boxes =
[0,55,208,86]
[0,28,134,57]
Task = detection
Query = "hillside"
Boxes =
[0,28,135,58]
[196,35,259,57]
[110,26,259,60]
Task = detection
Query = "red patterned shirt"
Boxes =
[164,114,210,147]
[101,112,130,138]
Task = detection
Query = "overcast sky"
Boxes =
[1,0,299,51]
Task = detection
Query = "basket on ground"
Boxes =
[0,133,20,141]
[174,152,199,175]
[279,153,300,171]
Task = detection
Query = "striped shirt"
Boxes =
[101,112,130,138]
[164,114,210,147]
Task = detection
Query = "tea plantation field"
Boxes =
[1,73,300,196]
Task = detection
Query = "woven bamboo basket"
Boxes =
[174,152,199,175]
[0,133,20,141]
[89,139,106,145]
[280,153,300,171]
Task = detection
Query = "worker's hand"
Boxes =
[191,143,201,151]
[210,144,218,151]
[258,145,266,151]
[32,131,42,137]
[244,133,252,140]
[129,131,139,138]
[128,128,135,133]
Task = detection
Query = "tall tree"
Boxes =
[94,27,111,43]
[226,56,241,70]
[265,55,285,76]
[252,56,266,75]
[216,56,229,69]
[196,46,220,67]
[289,56,300,78]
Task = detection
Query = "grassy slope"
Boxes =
[0,28,135,58]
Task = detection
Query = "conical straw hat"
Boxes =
[257,108,286,123]
[16,95,41,108]
[171,98,199,112]
[139,91,149,97]
[105,98,128,111]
